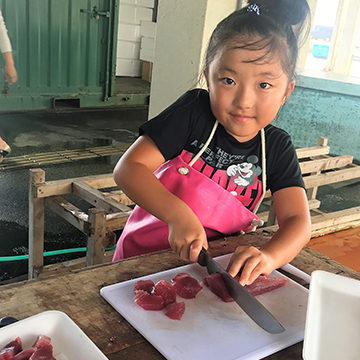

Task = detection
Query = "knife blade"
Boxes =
[198,249,285,334]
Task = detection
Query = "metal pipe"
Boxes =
[103,0,114,101]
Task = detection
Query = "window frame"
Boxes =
[298,0,360,84]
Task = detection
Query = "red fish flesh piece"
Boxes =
[134,290,165,310]
[134,279,155,294]
[171,273,202,299]
[31,335,52,349]
[203,273,289,302]
[1,335,57,360]
[244,275,289,296]
[203,273,233,302]
[0,337,22,359]
[28,346,56,360]
[28,335,56,360]
[8,335,56,360]
[13,348,35,360]
[154,279,176,306]
[165,302,186,320]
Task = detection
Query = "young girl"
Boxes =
[112,0,312,286]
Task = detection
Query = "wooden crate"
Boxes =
[28,169,134,279]
[28,137,360,279]
[259,137,360,235]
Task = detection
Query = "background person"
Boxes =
[0,9,17,163]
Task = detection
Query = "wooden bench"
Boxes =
[28,137,360,279]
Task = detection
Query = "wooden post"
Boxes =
[307,137,328,201]
[87,208,106,266]
[28,169,45,279]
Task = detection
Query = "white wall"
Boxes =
[297,0,318,68]
[116,0,155,77]
[333,0,360,75]
[148,0,237,118]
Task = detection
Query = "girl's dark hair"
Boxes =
[204,0,311,80]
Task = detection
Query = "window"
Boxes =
[349,27,360,76]
[300,0,360,79]
[304,1,338,72]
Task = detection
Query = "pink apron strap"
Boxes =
[188,120,219,166]
[190,120,266,215]
[253,128,266,215]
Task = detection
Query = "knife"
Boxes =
[198,248,285,334]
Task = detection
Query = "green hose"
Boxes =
[0,246,116,262]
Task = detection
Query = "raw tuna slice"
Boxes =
[171,273,202,299]
[27,336,56,360]
[203,273,289,301]
[154,279,176,306]
[31,335,52,349]
[29,345,56,360]
[0,337,23,359]
[1,336,56,360]
[165,302,186,320]
[13,348,35,360]
[203,273,234,302]
[0,349,15,360]
[134,290,165,310]
[244,275,289,296]
[134,279,155,294]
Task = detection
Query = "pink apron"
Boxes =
[113,121,265,260]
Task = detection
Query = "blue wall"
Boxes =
[277,74,360,161]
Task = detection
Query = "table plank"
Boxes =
[0,232,358,359]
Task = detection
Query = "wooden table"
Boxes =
[1,233,359,359]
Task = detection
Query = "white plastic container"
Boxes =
[303,270,360,360]
[0,310,108,360]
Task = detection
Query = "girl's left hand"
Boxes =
[226,246,275,286]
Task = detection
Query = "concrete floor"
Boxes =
[0,106,148,282]
[0,106,359,283]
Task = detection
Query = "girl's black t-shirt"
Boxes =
[139,89,304,209]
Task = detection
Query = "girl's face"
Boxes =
[204,44,295,142]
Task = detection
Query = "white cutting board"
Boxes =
[100,254,308,360]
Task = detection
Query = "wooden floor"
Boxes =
[307,227,360,272]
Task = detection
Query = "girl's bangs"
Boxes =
[227,34,289,69]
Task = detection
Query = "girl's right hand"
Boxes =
[167,211,208,263]
[113,134,209,263]
[4,63,17,84]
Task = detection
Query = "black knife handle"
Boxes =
[197,248,208,267]
[0,316,18,328]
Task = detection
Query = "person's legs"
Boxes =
[0,136,11,163]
